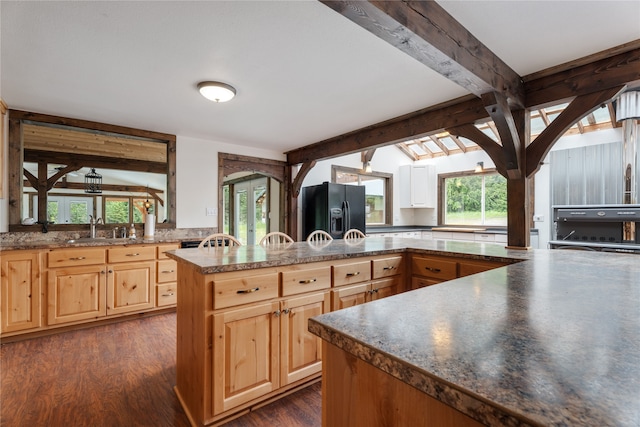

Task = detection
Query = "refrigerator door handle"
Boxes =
[345,201,351,231]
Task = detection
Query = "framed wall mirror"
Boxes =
[8,110,176,232]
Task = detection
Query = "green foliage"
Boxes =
[47,201,59,223]
[69,201,88,224]
[445,173,507,225]
[105,200,130,224]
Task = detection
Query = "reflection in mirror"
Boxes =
[8,110,176,231]
[22,163,167,225]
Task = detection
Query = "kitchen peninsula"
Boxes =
[167,238,639,427]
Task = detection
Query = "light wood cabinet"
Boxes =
[213,300,281,415]
[1,251,42,333]
[411,254,508,289]
[47,264,106,325]
[107,261,155,315]
[280,291,330,386]
[156,244,179,307]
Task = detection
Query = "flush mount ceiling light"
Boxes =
[197,81,236,103]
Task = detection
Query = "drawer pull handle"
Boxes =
[161,270,175,274]
[383,266,395,271]
[299,278,317,284]
[126,253,140,257]
[346,272,360,277]
[425,267,441,273]
[237,287,260,294]
[69,256,86,261]
[162,293,175,297]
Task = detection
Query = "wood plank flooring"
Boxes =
[0,313,321,427]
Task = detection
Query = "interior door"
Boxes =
[234,177,268,245]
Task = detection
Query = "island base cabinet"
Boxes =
[322,342,484,427]
[212,301,281,416]
[280,291,330,386]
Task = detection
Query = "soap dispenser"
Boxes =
[129,223,137,240]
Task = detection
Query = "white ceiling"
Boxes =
[2,1,639,156]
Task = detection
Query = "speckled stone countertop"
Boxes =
[308,247,640,426]
[0,228,213,251]
[164,237,529,273]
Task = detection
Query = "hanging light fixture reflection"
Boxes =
[143,186,153,213]
[475,162,484,173]
[84,168,102,194]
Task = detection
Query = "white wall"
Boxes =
[176,135,285,229]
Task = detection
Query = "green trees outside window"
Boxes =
[444,173,507,226]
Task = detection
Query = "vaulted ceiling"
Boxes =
[2,0,639,162]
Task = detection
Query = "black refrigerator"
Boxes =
[301,182,366,240]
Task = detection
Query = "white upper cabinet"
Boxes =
[399,165,436,208]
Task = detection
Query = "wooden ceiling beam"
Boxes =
[482,91,522,178]
[447,124,507,177]
[286,95,486,165]
[428,135,449,156]
[448,134,467,153]
[320,1,524,107]
[526,85,626,177]
[524,45,640,108]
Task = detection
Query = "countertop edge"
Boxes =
[308,319,537,427]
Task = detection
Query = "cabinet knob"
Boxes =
[126,253,140,257]
[274,310,281,317]
[161,293,175,297]
[383,266,395,271]
[69,256,86,261]
[161,270,175,274]
[425,267,441,273]
[237,287,259,294]
[299,278,317,284]
[346,272,360,277]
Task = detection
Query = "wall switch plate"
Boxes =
[533,214,544,222]
[206,207,217,216]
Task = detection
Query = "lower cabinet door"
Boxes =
[47,266,106,325]
[280,291,330,386]
[1,251,41,333]
[331,283,369,311]
[107,261,155,315]
[370,276,402,301]
[212,301,280,415]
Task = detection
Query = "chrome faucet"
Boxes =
[89,215,103,238]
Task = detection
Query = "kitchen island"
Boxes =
[167,238,639,426]
[309,246,640,426]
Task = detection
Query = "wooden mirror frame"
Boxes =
[218,153,290,236]
[7,110,176,231]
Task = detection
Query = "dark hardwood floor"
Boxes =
[0,312,321,427]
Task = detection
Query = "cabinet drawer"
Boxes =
[108,246,156,263]
[47,248,106,268]
[157,244,179,259]
[411,256,457,281]
[157,260,177,283]
[372,256,403,279]
[213,272,279,310]
[333,260,371,287]
[281,265,331,297]
[411,276,442,290]
[156,283,177,307]
[458,260,505,277]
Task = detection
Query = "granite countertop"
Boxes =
[165,237,530,274]
[309,248,640,426]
